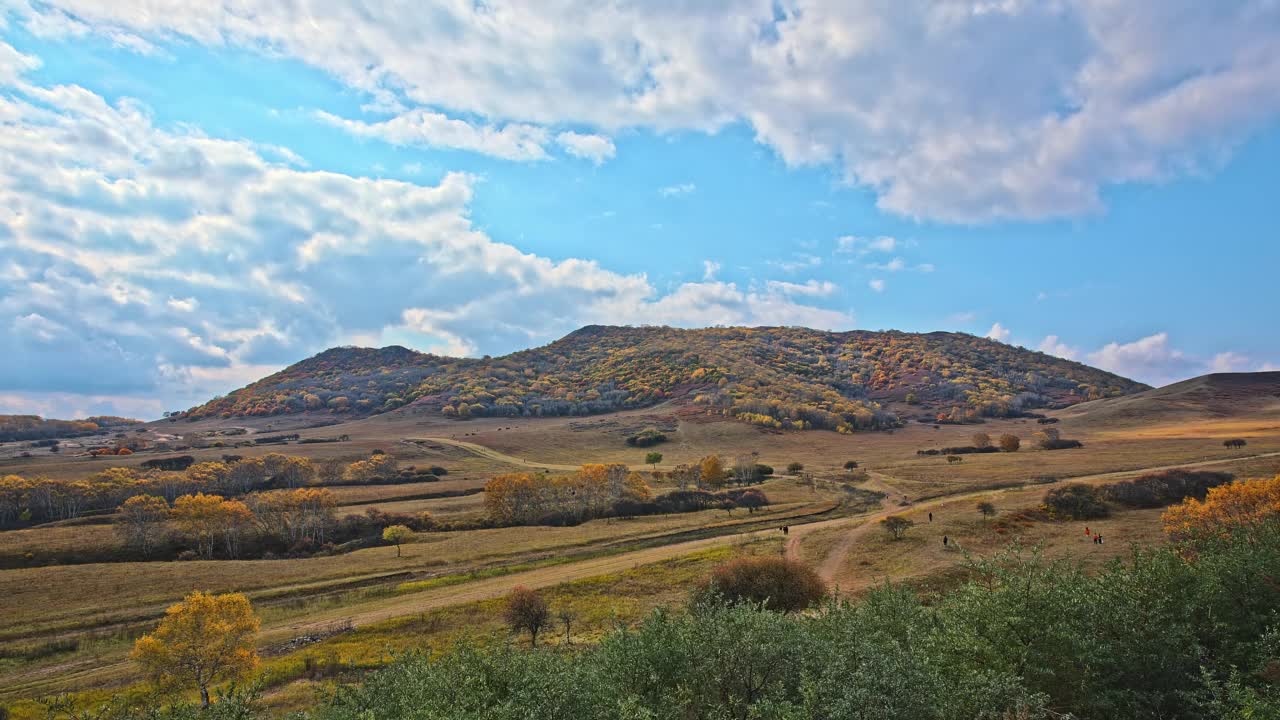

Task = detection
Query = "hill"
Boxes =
[187,326,1147,432]
[0,415,143,442]
[1058,371,1280,428]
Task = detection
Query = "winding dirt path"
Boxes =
[790,450,1280,586]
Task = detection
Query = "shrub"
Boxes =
[1043,483,1110,520]
[786,462,805,475]
[881,515,915,539]
[698,556,826,613]
[1104,470,1234,509]
[626,429,668,447]
[999,434,1021,452]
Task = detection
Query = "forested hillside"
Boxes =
[188,326,1146,432]
[0,415,142,442]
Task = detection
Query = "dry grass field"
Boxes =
[3,372,1280,714]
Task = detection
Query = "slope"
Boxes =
[188,325,1148,432]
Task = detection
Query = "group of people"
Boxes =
[1085,526,1104,544]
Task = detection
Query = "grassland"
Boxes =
[2,372,1279,714]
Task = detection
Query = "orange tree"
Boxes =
[1163,474,1280,542]
[131,591,260,707]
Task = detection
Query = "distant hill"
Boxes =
[1058,371,1280,427]
[187,326,1147,432]
[0,415,143,442]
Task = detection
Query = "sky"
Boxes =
[1,1,1278,421]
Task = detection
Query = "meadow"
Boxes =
[2,373,1279,715]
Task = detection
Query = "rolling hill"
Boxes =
[1057,371,1280,428]
[187,325,1148,432]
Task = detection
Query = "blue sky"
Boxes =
[1,2,1278,419]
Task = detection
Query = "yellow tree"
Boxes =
[1163,474,1280,542]
[117,494,170,556]
[132,591,260,707]
[171,493,253,559]
[699,455,726,489]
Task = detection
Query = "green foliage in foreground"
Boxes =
[320,525,1280,720]
[45,525,1280,720]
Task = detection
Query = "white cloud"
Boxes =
[167,296,198,312]
[986,322,1012,343]
[1209,351,1251,373]
[768,254,823,273]
[659,182,697,197]
[0,60,847,415]
[866,257,907,272]
[836,235,896,254]
[0,40,40,85]
[556,131,616,164]
[1038,335,1079,361]
[316,109,550,161]
[702,260,721,280]
[868,278,885,293]
[12,3,1280,221]
[1087,332,1198,386]
[765,279,837,297]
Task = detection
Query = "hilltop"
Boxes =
[1057,371,1280,428]
[187,325,1147,432]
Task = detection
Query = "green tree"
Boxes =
[645,451,663,470]
[977,501,997,519]
[382,524,413,556]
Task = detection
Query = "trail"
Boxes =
[6,449,1278,700]
[792,450,1280,587]
[405,437,647,472]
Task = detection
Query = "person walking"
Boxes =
[943,535,949,547]
[929,512,933,522]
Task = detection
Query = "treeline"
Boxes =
[114,487,438,561]
[0,414,142,442]
[0,452,429,530]
[484,460,770,527]
[308,515,1280,719]
[1041,469,1237,520]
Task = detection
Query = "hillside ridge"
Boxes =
[188,325,1148,431]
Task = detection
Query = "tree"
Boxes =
[786,462,805,476]
[699,455,726,489]
[880,515,914,540]
[977,501,997,519]
[843,460,859,471]
[116,495,170,557]
[699,556,826,613]
[131,591,260,707]
[382,524,413,556]
[1033,428,1061,450]
[505,586,551,647]
[946,455,963,464]
[999,434,1021,452]
[1163,474,1280,542]
[1224,438,1248,450]
[645,451,663,470]
[170,493,253,559]
[972,432,991,449]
